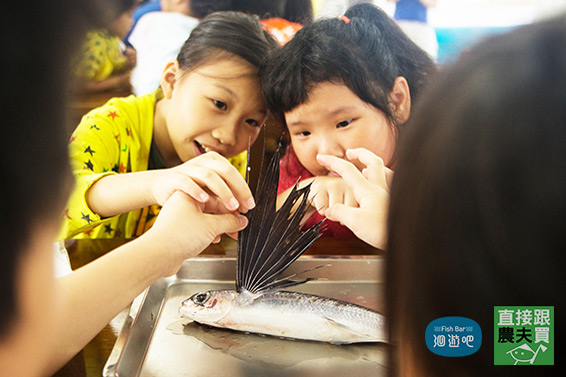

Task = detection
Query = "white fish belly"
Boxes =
[204,291,387,344]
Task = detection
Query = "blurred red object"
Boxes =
[260,17,302,45]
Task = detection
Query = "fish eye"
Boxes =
[192,292,210,305]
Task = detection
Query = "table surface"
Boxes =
[53,237,381,377]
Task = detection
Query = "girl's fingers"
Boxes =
[199,155,255,209]
[344,190,359,208]
[180,166,239,211]
[324,203,356,227]
[174,176,210,204]
[345,148,388,189]
[179,153,254,211]
[310,190,329,215]
[316,154,367,190]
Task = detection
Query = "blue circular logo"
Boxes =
[425,316,482,357]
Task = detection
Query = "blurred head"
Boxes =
[161,0,233,19]
[387,15,566,377]
[107,0,137,39]
[231,0,313,25]
[156,11,279,166]
[261,3,434,174]
[0,1,116,375]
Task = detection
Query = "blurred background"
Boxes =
[314,0,566,64]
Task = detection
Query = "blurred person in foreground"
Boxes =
[317,14,565,376]
[0,1,250,376]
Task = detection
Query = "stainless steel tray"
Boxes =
[104,256,387,377]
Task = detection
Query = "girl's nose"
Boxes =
[318,138,345,158]
[212,122,238,146]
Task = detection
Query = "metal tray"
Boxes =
[104,256,387,377]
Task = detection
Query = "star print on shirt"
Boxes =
[107,110,119,120]
[112,164,119,173]
[146,208,158,223]
[81,212,93,224]
[90,124,100,130]
[104,224,114,234]
[85,160,94,170]
[84,146,95,156]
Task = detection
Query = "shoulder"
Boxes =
[129,12,198,49]
[77,94,154,132]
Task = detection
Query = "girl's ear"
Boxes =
[160,60,180,99]
[389,76,411,124]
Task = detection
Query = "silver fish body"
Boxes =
[180,289,387,344]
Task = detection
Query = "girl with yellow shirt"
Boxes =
[60,11,279,239]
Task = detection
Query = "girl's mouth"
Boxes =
[194,140,211,155]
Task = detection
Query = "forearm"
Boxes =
[87,170,159,217]
[46,235,167,375]
[74,73,131,94]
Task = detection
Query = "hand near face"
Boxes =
[308,176,358,215]
[151,152,255,214]
[316,148,392,250]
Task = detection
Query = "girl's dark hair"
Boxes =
[261,3,435,129]
[387,15,566,376]
[284,0,313,25]
[190,0,233,19]
[176,11,279,74]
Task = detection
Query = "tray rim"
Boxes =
[103,255,384,377]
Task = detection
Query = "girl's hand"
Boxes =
[145,191,248,277]
[316,148,393,250]
[307,176,358,215]
[151,152,255,214]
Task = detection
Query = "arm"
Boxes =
[316,149,392,249]
[73,72,132,94]
[87,152,256,217]
[46,191,248,375]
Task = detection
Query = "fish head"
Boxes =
[180,290,236,324]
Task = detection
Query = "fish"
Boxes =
[179,147,387,344]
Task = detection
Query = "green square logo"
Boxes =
[494,306,554,365]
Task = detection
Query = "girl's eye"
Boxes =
[337,119,353,128]
[245,119,261,128]
[213,100,227,110]
[297,131,311,137]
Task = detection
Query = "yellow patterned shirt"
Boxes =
[74,29,128,81]
[58,91,247,239]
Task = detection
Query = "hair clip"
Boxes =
[339,15,350,24]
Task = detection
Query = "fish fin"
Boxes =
[236,147,324,293]
[324,317,378,343]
